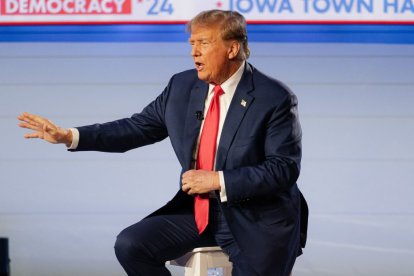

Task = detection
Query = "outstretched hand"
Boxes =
[18,112,73,147]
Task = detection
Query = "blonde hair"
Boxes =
[187,10,250,60]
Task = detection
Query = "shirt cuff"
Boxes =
[218,171,227,202]
[67,128,79,150]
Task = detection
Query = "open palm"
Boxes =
[18,112,72,146]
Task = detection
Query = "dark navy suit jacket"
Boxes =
[74,63,308,275]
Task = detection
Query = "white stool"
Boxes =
[167,246,232,276]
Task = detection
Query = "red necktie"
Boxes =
[195,85,224,234]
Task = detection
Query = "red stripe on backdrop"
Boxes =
[1,20,414,26]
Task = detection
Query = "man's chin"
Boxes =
[196,72,208,82]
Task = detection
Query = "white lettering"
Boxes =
[88,0,101,12]
[75,0,86,13]
[5,0,19,13]
[63,0,74,13]
[2,0,128,15]
[113,0,126,13]
[47,0,61,13]
[30,0,46,13]
[101,0,112,13]
[20,0,29,13]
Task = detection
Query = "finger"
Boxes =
[24,132,43,139]
[181,174,190,184]
[182,184,190,193]
[23,112,44,123]
[183,186,193,195]
[18,114,35,125]
[18,122,42,131]
[182,169,196,177]
[17,114,25,121]
[183,171,198,183]
[18,113,30,121]
[18,112,35,122]
[18,113,42,128]
[24,112,53,129]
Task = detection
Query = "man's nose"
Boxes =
[191,45,200,57]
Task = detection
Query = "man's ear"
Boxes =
[228,41,241,60]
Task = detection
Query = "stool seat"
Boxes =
[167,246,232,276]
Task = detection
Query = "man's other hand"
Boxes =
[18,112,73,147]
[181,170,220,195]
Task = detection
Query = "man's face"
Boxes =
[189,25,233,84]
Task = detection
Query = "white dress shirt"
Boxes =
[195,62,245,202]
[69,62,246,203]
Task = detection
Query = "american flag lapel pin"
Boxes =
[241,99,247,107]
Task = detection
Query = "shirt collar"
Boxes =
[208,62,245,96]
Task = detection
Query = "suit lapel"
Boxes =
[182,79,209,170]
[216,63,255,169]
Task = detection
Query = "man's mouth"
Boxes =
[195,62,204,71]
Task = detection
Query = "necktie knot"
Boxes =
[213,85,224,97]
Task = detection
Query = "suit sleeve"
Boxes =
[223,93,302,204]
[72,78,173,153]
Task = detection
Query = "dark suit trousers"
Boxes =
[114,199,258,276]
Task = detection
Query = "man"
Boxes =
[18,10,308,276]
